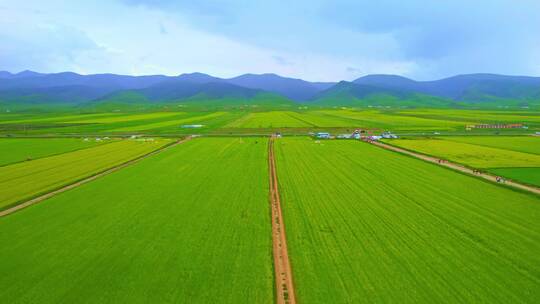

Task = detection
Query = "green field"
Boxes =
[275,137,540,303]
[226,111,314,128]
[0,138,103,166]
[317,109,473,131]
[387,138,540,168]
[0,139,170,210]
[397,109,540,128]
[488,167,540,187]
[110,112,227,132]
[0,137,272,303]
[1,108,538,135]
[443,136,540,155]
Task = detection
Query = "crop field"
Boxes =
[0,138,103,166]
[387,136,540,186]
[275,137,540,303]
[0,113,119,124]
[0,139,170,210]
[1,109,538,135]
[226,111,314,128]
[442,136,540,155]
[396,109,540,127]
[110,112,227,132]
[387,138,540,168]
[317,109,472,131]
[68,112,181,124]
[0,112,245,135]
[0,137,273,303]
[488,167,540,187]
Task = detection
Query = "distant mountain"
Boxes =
[176,72,223,84]
[1,70,539,108]
[351,73,540,103]
[0,72,168,91]
[312,81,454,107]
[136,79,261,101]
[228,73,334,101]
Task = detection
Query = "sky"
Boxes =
[0,0,539,81]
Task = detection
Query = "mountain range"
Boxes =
[1,70,539,109]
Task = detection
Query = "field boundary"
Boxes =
[369,140,540,196]
[268,135,297,304]
[0,136,192,217]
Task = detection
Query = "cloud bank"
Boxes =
[0,0,539,81]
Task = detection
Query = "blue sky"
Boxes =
[1,0,539,81]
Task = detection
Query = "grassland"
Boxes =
[226,111,314,128]
[488,167,540,187]
[275,137,540,303]
[387,138,540,168]
[68,112,181,124]
[396,109,540,127]
[1,108,538,135]
[0,138,103,166]
[317,109,472,131]
[0,139,170,210]
[387,136,540,186]
[442,136,540,155]
[0,137,273,303]
[110,112,226,132]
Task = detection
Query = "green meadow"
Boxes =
[0,138,103,166]
[1,108,538,135]
[443,135,540,155]
[387,138,540,168]
[0,137,272,303]
[388,136,540,186]
[275,137,540,303]
[0,107,539,303]
[0,139,170,210]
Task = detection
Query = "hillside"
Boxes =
[312,81,455,108]
[0,70,539,109]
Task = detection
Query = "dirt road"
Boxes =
[370,140,540,196]
[0,137,192,218]
[268,136,297,304]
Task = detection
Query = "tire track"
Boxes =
[0,136,192,217]
[268,135,297,304]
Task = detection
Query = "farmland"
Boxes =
[0,139,170,211]
[442,136,540,155]
[226,111,314,128]
[387,136,540,186]
[0,137,273,303]
[0,138,103,166]
[275,137,540,303]
[1,108,538,135]
[386,138,540,168]
[0,107,539,303]
[488,167,540,187]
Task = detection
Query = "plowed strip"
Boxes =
[269,135,296,304]
[0,137,192,217]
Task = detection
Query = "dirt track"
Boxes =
[370,140,540,196]
[268,136,297,304]
[0,137,192,218]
